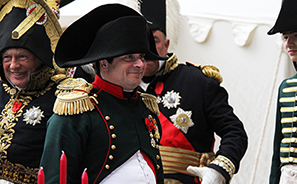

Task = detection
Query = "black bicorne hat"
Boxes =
[54,3,166,68]
[0,0,62,68]
[268,0,297,35]
[141,0,166,35]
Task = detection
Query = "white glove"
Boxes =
[0,179,14,184]
[187,166,226,184]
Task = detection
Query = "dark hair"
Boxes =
[94,57,114,75]
[106,57,113,64]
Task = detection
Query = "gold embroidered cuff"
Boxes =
[210,155,235,180]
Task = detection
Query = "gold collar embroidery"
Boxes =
[0,66,55,158]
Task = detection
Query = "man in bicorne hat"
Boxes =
[40,3,165,184]
[0,0,62,183]
[139,0,248,183]
[268,0,297,183]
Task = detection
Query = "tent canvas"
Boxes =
[59,0,295,183]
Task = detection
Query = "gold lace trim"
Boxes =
[159,146,215,176]
[0,159,38,184]
[24,66,55,92]
[0,0,64,74]
[0,0,62,51]
[0,67,54,158]
[210,155,235,181]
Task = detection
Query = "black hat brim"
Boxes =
[268,0,297,35]
[55,3,166,68]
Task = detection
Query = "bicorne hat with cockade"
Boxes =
[54,3,166,68]
[0,0,62,69]
[268,0,297,35]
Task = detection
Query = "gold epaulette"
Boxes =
[163,54,179,75]
[201,65,223,83]
[187,62,223,84]
[140,93,160,115]
[53,76,88,96]
[53,82,98,116]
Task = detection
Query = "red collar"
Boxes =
[92,75,137,99]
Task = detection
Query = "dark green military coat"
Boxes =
[270,73,297,184]
[40,76,163,184]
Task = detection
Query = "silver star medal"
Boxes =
[170,107,194,134]
[23,106,45,126]
[156,96,162,104]
[162,90,181,109]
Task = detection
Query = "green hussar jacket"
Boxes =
[270,73,297,184]
[40,75,163,184]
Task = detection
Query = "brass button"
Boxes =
[111,145,116,150]
[109,125,114,130]
[105,165,110,169]
[156,145,159,149]
[156,155,160,160]
[293,127,297,132]
[93,94,98,97]
[293,117,297,122]
[290,147,295,152]
[105,116,110,120]
[109,155,114,160]
[289,157,294,162]
[291,138,296,143]
[12,31,19,39]
[112,134,116,139]
[157,165,160,169]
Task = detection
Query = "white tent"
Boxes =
[59,0,295,183]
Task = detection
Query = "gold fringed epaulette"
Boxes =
[201,65,223,83]
[140,93,160,115]
[53,76,88,96]
[53,82,98,116]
